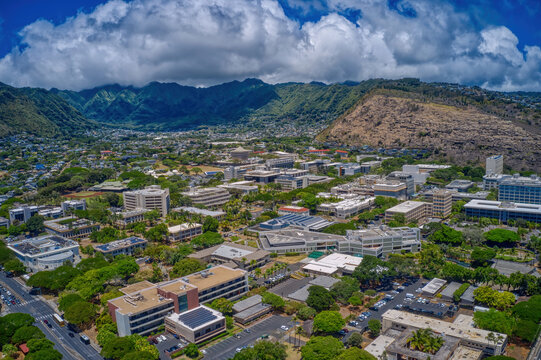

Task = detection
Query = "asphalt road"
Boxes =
[202,315,293,360]
[0,272,103,360]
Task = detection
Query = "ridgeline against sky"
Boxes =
[0,0,540,91]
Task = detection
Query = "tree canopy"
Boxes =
[301,336,344,360]
[306,285,334,312]
[232,340,287,360]
[313,311,345,333]
[170,258,205,278]
[483,229,520,247]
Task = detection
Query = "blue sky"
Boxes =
[0,0,540,91]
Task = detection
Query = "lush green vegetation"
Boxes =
[407,328,444,354]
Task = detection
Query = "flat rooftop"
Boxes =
[168,223,202,233]
[422,278,447,295]
[9,235,78,256]
[167,305,224,330]
[382,310,507,345]
[183,265,246,291]
[95,237,147,253]
[260,229,345,247]
[465,199,541,214]
[112,279,197,315]
[386,201,429,213]
[174,207,226,217]
[303,253,362,274]
[44,216,96,231]
[365,335,396,359]
[233,295,262,313]
[189,242,269,262]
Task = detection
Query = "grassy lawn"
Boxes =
[285,344,302,360]
[63,191,104,199]
[275,254,307,264]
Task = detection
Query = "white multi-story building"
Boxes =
[9,205,38,224]
[317,196,375,219]
[380,310,507,357]
[61,199,87,215]
[168,223,202,242]
[342,226,421,258]
[8,235,80,272]
[182,187,231,207]
[486,155,504,176]
[259,225,421,258]
[123,185,170,215]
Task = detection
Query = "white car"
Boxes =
[201,349,207,355]
[236,348,242,353]
[280,325,289,331]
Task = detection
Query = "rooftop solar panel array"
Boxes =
[178,307,217,329]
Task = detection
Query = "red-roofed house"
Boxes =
[19,343,29,354]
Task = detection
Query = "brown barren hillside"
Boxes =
[320,91,541,171]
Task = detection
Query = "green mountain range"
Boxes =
[1,78,540,137]
[0,82,95,137]
[51,78,389,131]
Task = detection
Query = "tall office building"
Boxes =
[432,189,452,218]
[123,185,170,215]
[486,155,503,176]
[498,174,541,205]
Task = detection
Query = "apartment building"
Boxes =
[8,235,80,272]
[182,187,231,207]
[123,185,170,215]
[486,155,504,176]
[44,217,100,240]
[168,223,202,242]
[498,174,541,205]
[432,189,452,218]
[95,237,148,257]
[385,201,432,224]
[360,161,381,174]
[108,265,248,337]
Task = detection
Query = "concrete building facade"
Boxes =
[123,185,170,215]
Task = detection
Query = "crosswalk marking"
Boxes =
[35,314,54,321]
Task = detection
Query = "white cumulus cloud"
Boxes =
[0,0,539,91]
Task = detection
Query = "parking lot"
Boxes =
[153,333,189,360]
[343,278,459,343]
[202,315,293,360]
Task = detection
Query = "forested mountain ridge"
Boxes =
[0,82,95,137]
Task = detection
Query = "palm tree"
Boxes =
[408,329,427,352]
